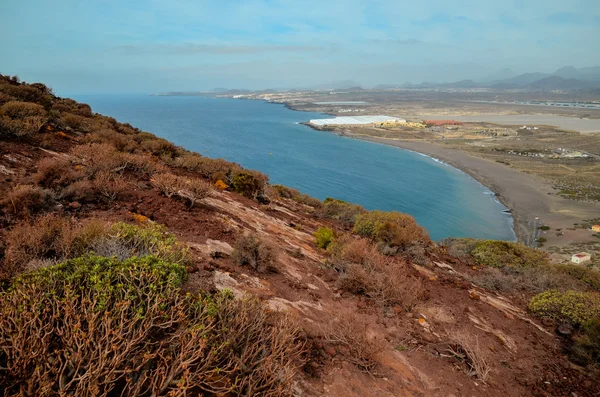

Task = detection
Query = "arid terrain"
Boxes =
[2,77,600,396]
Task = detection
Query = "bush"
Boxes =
[331,237,425,310]
[231,170,268,200]
[0,255,302,396]
[320,197,366,224]
[553,264,600,291]
[0,184,54,218]
[314,227,335,249]
[1,100,46,118]
[151,173,212,207]
[353,210,430,249]
[528,290,600,326]
[34,156,83,188]
[232,234,277,272]
[60,112,89,131]
[0,114,45,137]
[2,215,108,279]
[174,153,241,180]
[471,240,549,268]
[139,135,181,158]
[571,319,600,369]
[321,312,383,373]
[70,143,125,177]
[471,266,583,294]
[271,184,323,208]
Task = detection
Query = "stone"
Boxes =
[557,323,573,336]
[69,201,82,209]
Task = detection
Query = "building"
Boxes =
[592,225,600,232]
[571,252,591,264]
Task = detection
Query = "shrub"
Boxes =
[151,173,212,207]
[271,184,323,208]
[553,264,600,291]
[70,143,125,177]
[571,319,600,369]
[528,290,600,326]
[320,197,366,224]
[60,112,89,131]
[321,312,383,373]
[34,156,83,188]
[139,135,181,158]
[92,171,128,202]
[231,170,268,200]
[447,333,490,382]
[1,100,46,118]
[439,237,479,258]
[314,227,335,249]
[122,152,165,175]
[0,255,303,396]
[471,266,583,294]
[0,184,54,218]
[353,210,430,249]
[106,221,188,264]
[331,237,425,310]
[232,233,277,272]
[471,240,549,268]
[2,215,108,279]
[174,153,241,179]
[85,128,138,152]
[0,115,45,137]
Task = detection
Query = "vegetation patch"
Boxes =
[314,227,335,249]
[528,290,600,326]
[353,210,430,249]
[0,255,302,396]
[232,233,278,272]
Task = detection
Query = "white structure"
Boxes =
[571,252,591,264]
[309,115,406,126]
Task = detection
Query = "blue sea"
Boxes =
[72,94,516,242]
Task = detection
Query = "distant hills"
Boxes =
[389,65,600,92]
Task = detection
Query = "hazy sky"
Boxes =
[2,0,599,94]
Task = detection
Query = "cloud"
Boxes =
[113,43,325,55]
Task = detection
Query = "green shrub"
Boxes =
[571,318,600,368]
[471,240,548,268]
[231,170,268,200]
[553,264,600,291]
[314,227,335,249]
[439,237,479,258]
[321,197,366,224]
[353,210,430,248]
[1,100,46,118]
[271,184,323,208]
[528,290,600,326]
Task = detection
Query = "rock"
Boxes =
[69,201,82,209]
[469,290,481,300]
[557,323,573,336]
[187,239,234,257]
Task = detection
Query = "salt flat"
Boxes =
[422,114,600,133]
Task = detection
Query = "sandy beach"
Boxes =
[354,136,600,246]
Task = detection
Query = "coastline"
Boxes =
[342,135,600,247]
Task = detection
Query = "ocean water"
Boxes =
[73,94,516,241]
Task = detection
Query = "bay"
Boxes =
[73,94,516,241]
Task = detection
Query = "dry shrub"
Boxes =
[1,100,46,118]
[0,184,54,218]
[70,143,125,177]
[231,170,269,200]
[92,171,128,201]
[472,266,583,294]
[320,197,366,224]
[271,184,323,208]
[0,114,45,137]
[2,214,108,279]
[320,311,383,373]
[447,333,491,382]
[85,128,138,152]
[353,210,430,249]
[122,152,166,175]
[331,236,425,310]
[139,135,181,158]
[151,172,212,207]
[174,153,241,179]
[0,256,303,396]
[34,156,83,188]
[59,179,97,202]
[232,233,278,272]
[60,112,89,131]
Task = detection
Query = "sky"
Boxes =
[2,0,600,94]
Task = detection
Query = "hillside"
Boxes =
[1,75,599,396]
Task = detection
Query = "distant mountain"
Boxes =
[492,72,551,86]
[373,84,401,90]
[482,68,518,82]
[442,79,480,88]
[525,76,596,90]
[554,66,600,81]
[313,80,362,90]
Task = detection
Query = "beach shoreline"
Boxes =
[342,134,600,247]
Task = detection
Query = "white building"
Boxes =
[571,252,591,264]
[308,115,406,126]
